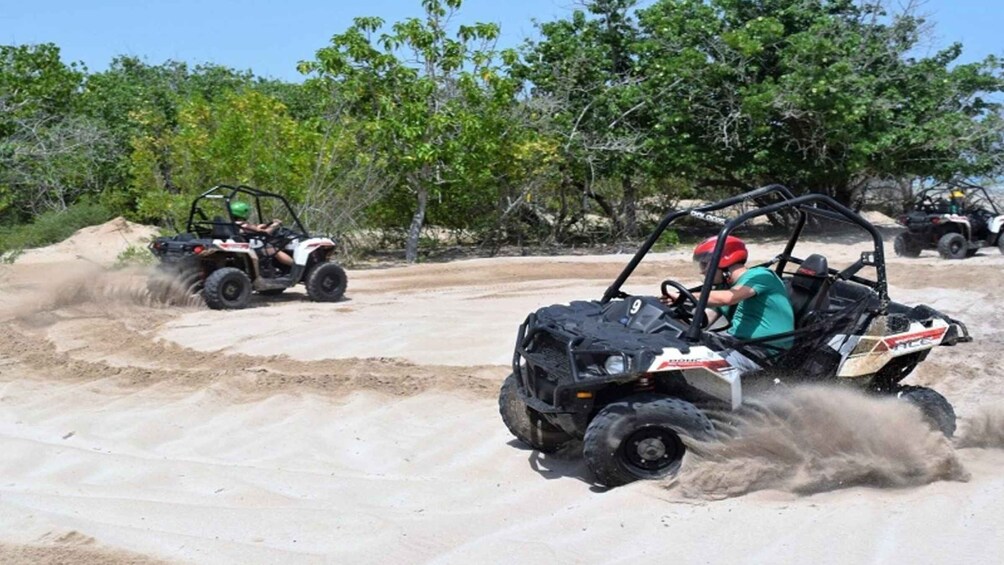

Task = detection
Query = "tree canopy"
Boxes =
[2,0,1003,259]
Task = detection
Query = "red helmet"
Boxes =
[693,235,748,270]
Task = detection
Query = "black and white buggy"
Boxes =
[894,182,1004,259]
[148,184,347,309]
[500,185,971,487]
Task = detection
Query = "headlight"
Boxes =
[604,355,626,375]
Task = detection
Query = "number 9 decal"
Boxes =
[629,299,642,315]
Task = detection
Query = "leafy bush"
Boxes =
[652,229,681,251]
[0,200,114,255]
[113,242,155,269]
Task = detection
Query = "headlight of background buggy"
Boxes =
[604,355,626,375]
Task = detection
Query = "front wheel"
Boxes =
[203,267,252,310]
[498,373,574,453]
[305,262,347,302]
[897,386,957,438]
[583,395,714,487]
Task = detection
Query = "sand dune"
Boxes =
[1,222,1003,563]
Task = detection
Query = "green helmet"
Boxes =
[230,201,250,219]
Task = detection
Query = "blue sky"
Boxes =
[3,1,1002,81]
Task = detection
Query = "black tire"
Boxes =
[937,232,968,260]
[306,262,347,302]
[498,373,574,453]
[897,385,957,438]
[258,288,286,296]
[203,267,252,310]
[583,394,714,487]
[893,233,921,258]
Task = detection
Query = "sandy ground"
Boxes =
[1,221,1004,563]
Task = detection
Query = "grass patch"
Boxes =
[0,201,115,257]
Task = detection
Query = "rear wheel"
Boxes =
[148,266,201,304]
[203,267,252,310]
[498,373,574,453]
[893,233,922,257]
[937,232,968,260]
[583,394,714,487]
[897,386,957,438]
[306,262,347,302]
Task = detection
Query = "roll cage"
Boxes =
[914,181,1000,216]
[186,184,311,239]
[601,184,890,343]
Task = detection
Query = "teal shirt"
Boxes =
[719,266,795,350]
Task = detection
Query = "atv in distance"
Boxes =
[500,184,971,487]
[894,181,1004,259]
[148,184,347,309]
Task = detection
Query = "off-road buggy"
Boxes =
[500,185,971,487]
[894,182,1004,259]
[148,184,347,309]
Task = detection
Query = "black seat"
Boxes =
[210,215,239,239]
[787,254,831,327]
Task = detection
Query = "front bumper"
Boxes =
[511,313,653,414]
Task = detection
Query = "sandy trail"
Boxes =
[1,228,1004,563]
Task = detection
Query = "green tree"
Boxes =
[517,0,653,238]
[636,0,1004,205]
[0,44,112,220]
[301,0,522,262]
[80,57,259,208]
[128,90,320,226]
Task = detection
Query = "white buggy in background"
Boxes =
[148,184,347,310]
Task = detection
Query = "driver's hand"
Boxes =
[660,289,680,305]
[271,219,282,226]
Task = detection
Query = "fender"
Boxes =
[292,237,336,266]
[990,215,1004,235]
[648,347,742,410]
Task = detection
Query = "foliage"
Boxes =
[3,0,1004,255]
[0,44,110,221]
[651,228,681,251]
[114,243,156,268]
[636,0,1004,205]
[127,89,321,227]
[0,200,113,255]
[301,0,526,261]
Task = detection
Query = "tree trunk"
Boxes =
[587,191,623,237]
[832,183,857,208]
[405,184,429,263]
[620,174,637,238]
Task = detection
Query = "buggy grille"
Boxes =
[523,333,573,381]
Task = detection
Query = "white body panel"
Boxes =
[646,346,743,410]
[990,216,1004,235]
[291,237,335,266]
[836,318,950,378]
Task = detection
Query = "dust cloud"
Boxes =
[675,386,969,499]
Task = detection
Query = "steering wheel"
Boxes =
[660,279,712,329]
[261,224,293,245]
[660,280,698,308]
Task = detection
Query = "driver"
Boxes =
[949,188,966,215]
[663,235,794,370]
[229,201,294,267]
